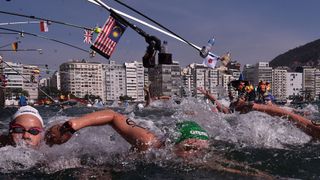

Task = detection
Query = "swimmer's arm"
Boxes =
[252,103,297,117]
[197,87,231,114]
[144,86,151,107]
[68,109,161,151]
[251,103,320,138]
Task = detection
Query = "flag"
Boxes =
[203,54,218,68]
[11,42,18,52]
[40,20,48,32]
[91,14,127,59]
[83,30,93,44]
[220,52,231,67]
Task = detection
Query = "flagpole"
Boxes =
[0,41,20,49]
[88,0,219,58]
[112,0,200,53]
[0,27,90,53]
[0,49,42,52]
[0,10,93,31]
[88,1,198,48]
[0,32,17,35]
[0,21,40,26]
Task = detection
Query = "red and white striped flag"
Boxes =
[39,21,48,32]
[90,14,127,59]
[83,30,93,44]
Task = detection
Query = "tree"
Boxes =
[119,95,134,101]
[38,86,61,99]
[5,88,28,99]
[84,94,100,102]
[21,90,29,97]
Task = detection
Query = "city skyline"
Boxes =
[1,0,320,72]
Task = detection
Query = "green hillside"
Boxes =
[269,39,320,71]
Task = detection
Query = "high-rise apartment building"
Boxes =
[242,64,255,84]
[0,61,39,100]
[124,61,145,101]
[272,68,287,100]
[1,61,23,89]
[181,66,194,96]
[182,63,220,97]
[243,62,273,86]
[104,61,126,101]
[286,72,302,98]
[148,62,181,97]
[302,66,316,100]
[315,69,320,100]
[23,65,40,100]
[60,60,105,102]
[50,71,61,91]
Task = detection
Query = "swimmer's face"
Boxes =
[174,138,209,158]
[10,114,43,148]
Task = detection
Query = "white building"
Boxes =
[182,63,220,97]
[60,60,105,102]
[0,61,39,100]
[314,69,320,100]
[286,72,302,98]
[104,60,126,101]
[1,61,23,89]
[124,61,145,101]
[272,68,287,100]
[50,71,61,90]
[23,65,40,100]
[243,62,273,86]
[39,77,50,87]
[181,66,193,96]
[302,67,316,100]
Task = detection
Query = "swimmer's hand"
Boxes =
[196,87,207,95]
[234,98,253,114]
[45,122,75,146]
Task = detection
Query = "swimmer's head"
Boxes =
[174,121,209,158]
[10,106,44,148]
[12,106,44,127]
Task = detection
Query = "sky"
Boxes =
[1,0,320,73]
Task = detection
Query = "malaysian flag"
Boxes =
[83,30,93,44]
[91,14,127,59]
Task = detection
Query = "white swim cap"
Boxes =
[12,106,44,127]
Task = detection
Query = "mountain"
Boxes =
[269,39,320,71]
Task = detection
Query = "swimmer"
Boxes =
[0,105,209,158]
[198,88,320,140]
[46,108,210,158]
[0,106,270,178]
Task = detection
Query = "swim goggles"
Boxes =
[9,124,43,135]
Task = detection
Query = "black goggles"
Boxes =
[9,125,43,136]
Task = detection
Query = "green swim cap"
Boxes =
[175,121,209,144]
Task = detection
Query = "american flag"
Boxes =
[83,30,93,44]
[90,14,127,59]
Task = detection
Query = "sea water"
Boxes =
[0,98,320,179]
